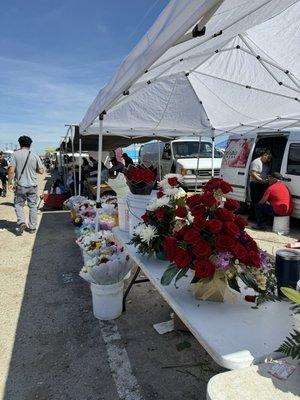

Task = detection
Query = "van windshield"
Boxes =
[172,141,222,158]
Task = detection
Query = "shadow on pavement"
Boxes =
[3,211,117,400]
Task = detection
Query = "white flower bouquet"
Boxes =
[79,250,131,285]
[64,195,88,209]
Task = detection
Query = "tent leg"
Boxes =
[71,126,77,196]
[157,140,162,181]
[78,136,82,196]
[95,116,103,232]
[211,136,215,178]
[194,135,201,192]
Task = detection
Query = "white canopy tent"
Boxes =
[79,0,300,204]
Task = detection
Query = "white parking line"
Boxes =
[99,320,144,400]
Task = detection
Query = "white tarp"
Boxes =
[80,0,300,136]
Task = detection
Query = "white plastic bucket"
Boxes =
[117,196,129,232]
[273,215,290,235]
[90,281,124,320]
[126,192,154,236]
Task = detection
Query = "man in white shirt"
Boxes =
[249,149,271,219]
[8,135,44,235]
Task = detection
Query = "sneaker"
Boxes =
[16,223,26,236]
[28,228,36,234]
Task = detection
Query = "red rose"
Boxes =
[141,213,150,223]
[174,225,188,239]
[194,259,215,279]
[168,177,178,186]
[157,190,164,199]
[215,234,235,252]
[248,251,261,268]
[224,198,240,211]
[224,222,240,237]
[203,178,223,192]
[190,203,206,217]
[205,219,223,234]
[231,243,248,264]
[192,241,212,258]
[198,192,217,207]
[163,236,177,261]
[246,241,259,253]
[215,208,234,221]
[186,194,202,208]
[234,214,248,228]
[175,206,188,218]
[220,181,233,194]
[155,209,165,219]
[192,216,206,230]
[245,295,256,303]
[174,247,192,269]
[183,228,200,245]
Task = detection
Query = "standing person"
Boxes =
[108,157,124,176]
[249,149,271,219]
[122,152,134,167]
[0,152,8,197]
[253,172,293,229]
[7,135,44,236]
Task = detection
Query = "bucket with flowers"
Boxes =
[129,174,186,258]
[79,238,131,320]
[160,178,276,306]
[124,165,157,235]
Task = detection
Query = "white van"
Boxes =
[220,131,300,218]
[139,137,223,189]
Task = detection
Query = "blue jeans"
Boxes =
[255,203,274,227]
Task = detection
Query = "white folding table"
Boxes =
[113,228,293,370]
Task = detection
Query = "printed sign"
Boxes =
[222,139,254,168]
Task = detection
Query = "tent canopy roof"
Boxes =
[80,0,300,137]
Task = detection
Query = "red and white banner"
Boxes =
[222,139,254,168]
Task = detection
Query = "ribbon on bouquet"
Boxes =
[192,270,237,303]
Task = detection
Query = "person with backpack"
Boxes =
[7,135,44,235]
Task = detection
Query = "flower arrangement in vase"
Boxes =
[129,174,186,257]
[160,178,276,305]
[125,165,157,195]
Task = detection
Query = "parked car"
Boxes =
[220,130,300,218]
[139,137,223,189]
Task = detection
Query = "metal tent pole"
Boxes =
[95,114,104,232]
[194,135,202,192]
[211,136,215,178]
[78,134,82,196]
[70,126,77,196]
[157,140,162,181]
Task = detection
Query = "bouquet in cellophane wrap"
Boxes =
[124,165,157,195]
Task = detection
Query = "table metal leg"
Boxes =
[123,266,149,312]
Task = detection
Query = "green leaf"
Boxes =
[280,287,300,304]
[175,267,189,287]
[161,265,179,286]
[276,330,300,360]
[227,277,240,293]
[191,275,200,284]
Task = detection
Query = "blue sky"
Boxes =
[0,0,169,153]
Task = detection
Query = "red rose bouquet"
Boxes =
[125,165,157,195]
[161,178,276,305]
[129,174,186,257]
